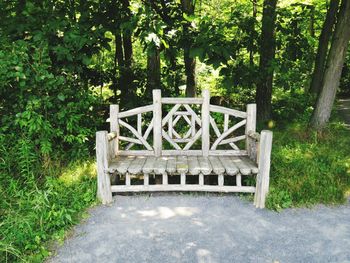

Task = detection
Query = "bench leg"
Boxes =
[236,174,242,187]
[162,173,168,185]
[199,173,204,186]
[96,131,112,204]
[218,174,224,186]
[144,173,149,185]
[181,173,186,185]
[254,130,273,209]
[125,173,131,186]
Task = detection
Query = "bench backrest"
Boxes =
[110,89,256,157]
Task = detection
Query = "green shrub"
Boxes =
[0,161,97,262]
[0,40,100,262]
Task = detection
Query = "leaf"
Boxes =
[57,94,65,101]
[65,214,72,222]
[183,13,195,22]
[161,39,169,49]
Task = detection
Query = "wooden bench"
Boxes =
[96,89,273,208]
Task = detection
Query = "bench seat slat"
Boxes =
[128,156,147,174]
[109,156,135,174]
[142,156,156,174]
[188,156,200,175]
[219,156,239,176]
[230,157,251,175]
[242,157,259,174]
[231,156,258,175]
[166,156,177,174]
[198,156,213,175]
[208,156,225,175]
[154,157,168,174]
[176,156,188,174]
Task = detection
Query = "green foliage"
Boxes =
[272,88,314,124]
[0,19,101,263]
[266,122,350,210]
[0,40,102,161]
[0,160,97,262]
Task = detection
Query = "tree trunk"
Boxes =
[123,33,133,68]
[310,0,350,130]
[309,5,315,38]
[290,19,300,61]
[256,0,278,122]
[184,47,196,97]
[147,48,161,94]
[309,0,340,94]
[113,31,124,99]
[119,0,133,105]
[181,0,196,97]
[249,0,258,67]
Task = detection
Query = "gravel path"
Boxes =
[50,194,350,263]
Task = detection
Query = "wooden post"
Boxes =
[201,89,210,156]
[125,173,131,186]
[110,104,119,157]
[218,174,224,186]
[144,174,149,185]
[236,174,242,187]
[162,173,168,185]
[254,130,273,209]
[199,173,204,185]
[96,131,112,204]
[181,173,186,185]
[153,89,162,157]
[246,104,256,158]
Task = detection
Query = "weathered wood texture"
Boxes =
[96,131,112,204]
[97,90,273,208]
[202,89,210,156]
[111,185,255,193]
[108,155,257,176]
[246,104,256,158]
[254,130,273,209]
[153,89,162,156]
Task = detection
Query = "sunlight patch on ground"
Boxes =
[196,248,213,263]
[137,206,199,219]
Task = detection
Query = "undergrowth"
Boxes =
[266,122,350,210]
[0,160,97,262]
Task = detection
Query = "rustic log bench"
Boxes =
[96,89,273,208]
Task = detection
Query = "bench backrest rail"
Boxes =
[109,89,256,157]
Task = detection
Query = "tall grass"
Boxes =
[0,160,97,262]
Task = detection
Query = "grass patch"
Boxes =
[0,160,97,262]
[266,122,350,210]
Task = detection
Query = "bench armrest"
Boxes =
[96,131,118,168]
[246,131,260,163]
[247,131,260,141]
[107,131,118,141]
[107,131,119,160]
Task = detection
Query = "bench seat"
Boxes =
[108,155,258,176]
